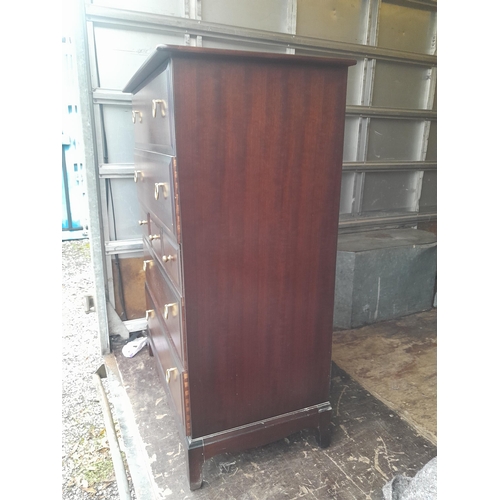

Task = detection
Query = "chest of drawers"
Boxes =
[124,45,355,490]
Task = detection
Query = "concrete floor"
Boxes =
[106,309,437,499]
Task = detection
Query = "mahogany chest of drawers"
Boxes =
[123,45,355,490]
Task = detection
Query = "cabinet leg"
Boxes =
[186,443,204,491]
[315,410,332,448]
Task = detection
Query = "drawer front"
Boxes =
[144,244,184,363]
[131,65,175,155]
[137,204,150,241]
[134,150,177,242]
[161,232,182,293]
[144,216,183,294]
[146,286,184,425]
[148,217,163,262]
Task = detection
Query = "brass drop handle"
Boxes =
[145,309,154,320]
[154,182,169,200]
[166,367,178,383]
[143,260,153,271]
[163,302,178,319]
[149,234,160,241]
[132,110,142,123]
[134,170,143,183]
[152,99,167,118]
[138,220,148,225]
[162,254,176,263]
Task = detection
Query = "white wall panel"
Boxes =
[105,178,142,240]
[202,38,287,53]
[339,172,356,214]
[343,117,360,162]
[92,0,185,17]
[361,171,420,213]
[372,62,430,109]
[418,170,437,213]
[425,121,437,161]
[367,119,423,161]
[378,1,436,54]
[93,27,185,90]
[201,0,289,33]
[101,105,135,164]
[296,0,366,44]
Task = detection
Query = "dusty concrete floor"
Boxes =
[332,309,437,446]
[107,309,437,499]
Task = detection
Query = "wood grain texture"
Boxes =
[171,54,350,438]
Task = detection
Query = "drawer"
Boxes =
[144,244,184,363]
[144,216,183,294]
[131,65,175,155]
[160,231,183,293]
[145,286,184,426]
[147,217,163,262]
[134,150,177,242]
[137,204,150,241]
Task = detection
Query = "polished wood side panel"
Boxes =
[172,56,348,438]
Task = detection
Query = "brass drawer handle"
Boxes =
[143,259,153,271]
[149,234,160,241]
[152,99,167,118]
[166,367,178,383]
[145,309,154,320]
[134,170,143,183]
[154,182,169,200]
[132,110,142,123]
[138,220,148,225]
[163,302,178,319]
[162,254,176,263]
